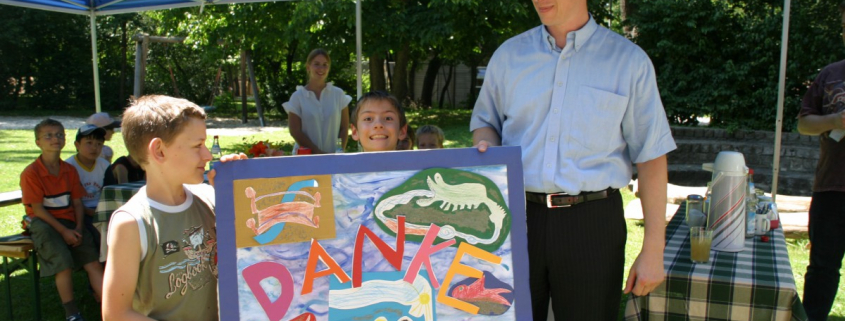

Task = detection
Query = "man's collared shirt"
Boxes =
[470,17,676,194]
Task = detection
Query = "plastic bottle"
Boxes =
[336,138,344,153]
[745,168,757,238]
[210,135,222,170]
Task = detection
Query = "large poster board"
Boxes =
[214,147,531,320]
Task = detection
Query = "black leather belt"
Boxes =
[525,188,616,208]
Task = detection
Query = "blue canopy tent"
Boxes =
[0,0,366,114]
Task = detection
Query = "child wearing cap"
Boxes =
[65,124,110,249]
[86,112,122,163]
[20,119,104,321]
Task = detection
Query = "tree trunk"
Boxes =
[421,53,441,108]
[621,0,637,37]
[286,40,298,74]
[392,42,411,103]
[119,20,127,106]
[246,49,265,127]
[385,51,393,92]
[468,64,478,108]
[438,63,454,109]
[370,54,386,92]
[407,58,418,101]
[241,49,248,123]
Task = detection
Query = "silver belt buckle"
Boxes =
[546,192,571,208]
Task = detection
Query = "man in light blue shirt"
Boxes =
[471,0,676,319]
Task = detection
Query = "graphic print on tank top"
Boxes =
[160,224,218,299]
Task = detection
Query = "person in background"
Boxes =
[415,124,445,149]
[86,112,121,163]
[103,154,145,186]
[350,91,408,152]
[21,119,104,321]
[397,124,415,150]
[65,124,109,249]
[470,0,676,319]
[283,48,351,154]
[797,3,845,320]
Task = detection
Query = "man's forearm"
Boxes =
[472,127,502,146]
[636,155,668,253]
[798,113,843,136]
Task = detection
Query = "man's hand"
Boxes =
[474,140,491,153]
[208,153,249,187]
[61,228,82,247]
[831,111,845,130]
[624,249,665,296]
[472,127,501,153]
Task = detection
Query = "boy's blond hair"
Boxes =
[415,124,445,145]
[351,91,406,128]
[122,95,206,166]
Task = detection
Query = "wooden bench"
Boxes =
[0,190,22,208]
[0,234,40,320]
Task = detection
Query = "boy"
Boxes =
[20,119,104,321]
[350,91,409,152]
[102,95,245,320]
[86,112,122,163]
[415,124,445,149]
[65,124,109,247]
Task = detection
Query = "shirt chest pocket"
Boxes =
[572,86,629,152]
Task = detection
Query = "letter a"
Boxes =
[302,238,351,295]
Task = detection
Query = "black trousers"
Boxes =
[804,191,845,321]
[527,189,626,321]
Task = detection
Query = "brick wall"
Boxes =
[667,127,819,196]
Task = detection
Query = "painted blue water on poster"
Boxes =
[234,165,515,321]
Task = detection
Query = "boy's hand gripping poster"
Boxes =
[214,147,532,321]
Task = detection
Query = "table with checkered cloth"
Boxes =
[624,202,807,321]
[93,181,146,262]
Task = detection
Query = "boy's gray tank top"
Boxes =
[122,185,219,320]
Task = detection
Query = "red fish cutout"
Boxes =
[451,274,511,306]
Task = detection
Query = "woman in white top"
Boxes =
[283,49,352,154]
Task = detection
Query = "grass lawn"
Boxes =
[0,108,841,320]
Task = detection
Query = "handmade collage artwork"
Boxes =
[215,147,531,321]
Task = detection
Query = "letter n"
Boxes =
[352,216,405,287]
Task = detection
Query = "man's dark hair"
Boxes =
[840,0,845,12]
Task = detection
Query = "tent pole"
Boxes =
[772,0,791,203]
[89,11,102,113]
[356,0,362,98]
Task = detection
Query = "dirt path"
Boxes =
[0,116,288,136]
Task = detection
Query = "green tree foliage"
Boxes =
[0,8,92,110]
[628,0,840,131]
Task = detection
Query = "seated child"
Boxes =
[350,91,409,152]
[86,112,122,163]
[102,95,246,320]
[102,154,145,186]
[20,119,104,321]
[415,124,445,149]
[64,124,109,249]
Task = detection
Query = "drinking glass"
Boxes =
[690,227,713,263]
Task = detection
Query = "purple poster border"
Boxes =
[214,146,531,320]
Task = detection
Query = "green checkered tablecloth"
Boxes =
[94,181,146,224]
[93,181,146,261]
[624,202,807,321]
